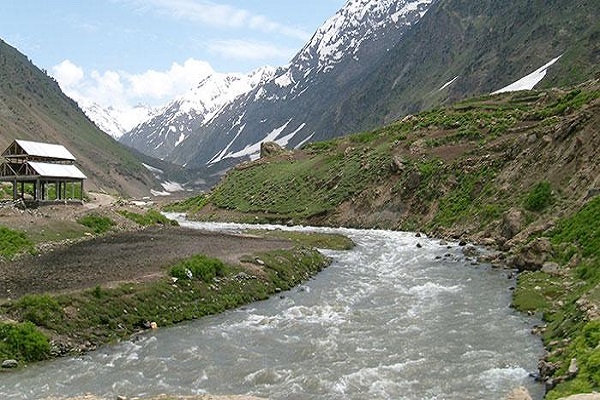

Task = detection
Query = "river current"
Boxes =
[0,219,544,399]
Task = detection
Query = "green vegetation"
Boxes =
[0,247,329,362]
[512,197,600,397]
[205,144,391,222]
[14,294,64,327]
[533,89,600,119]
[0,322,50,363]
[524,181,554,212]
[76,213,115,234]
[162,194,209,214]
[117,209,178,226]
[551,196,600,262]
[170,254,226,283]
[0,225,34,260]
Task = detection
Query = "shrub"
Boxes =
[77,213,115,234]
[0,322,50,362]
[551,196,600,260]
[0,225,33,259]
[524,181,553,212]
[170,255,226,283]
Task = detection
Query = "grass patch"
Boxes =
[0,225,34,260]
[0,322,50,362]
[76,213,115,234]
[170,254,226,283]
[163,194,209,214]
[550,196,600,261]
[524,181,554,212]
[512,271,565,313]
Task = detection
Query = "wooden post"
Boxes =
[13,179,17,200]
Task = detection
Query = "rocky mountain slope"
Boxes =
[0,39,160,197]
[168,82,600,398]
[122,0,599,184]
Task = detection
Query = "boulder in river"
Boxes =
[1,359,18,369]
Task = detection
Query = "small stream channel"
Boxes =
[0,219,544,399]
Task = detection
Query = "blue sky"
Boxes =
[0,0,345,108]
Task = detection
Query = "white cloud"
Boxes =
[208,39,295,61]
[123,0,310,40]
[127,59,214,99]
[52,60,84,88]
[51,58,215,108]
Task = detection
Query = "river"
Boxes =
[0,219,544,399]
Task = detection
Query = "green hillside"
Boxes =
[168,82,600,397]
[0,39,158,197]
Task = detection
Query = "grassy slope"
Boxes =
[169,83,600,397]
[0,39,158,197]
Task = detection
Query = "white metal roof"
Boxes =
[14,139,76,161]
[28,162,87,179]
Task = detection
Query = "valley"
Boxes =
[0,0,599,398]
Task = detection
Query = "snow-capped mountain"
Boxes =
[79,101,159,139]
[120,66,275,160]
[119,0,599,184]
[160,0,436,168]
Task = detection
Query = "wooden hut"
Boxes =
[0,139,86,203]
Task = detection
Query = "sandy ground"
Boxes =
[0,225,292,299]
[0,192,293,300]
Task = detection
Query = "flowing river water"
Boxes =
[0,219,545,399]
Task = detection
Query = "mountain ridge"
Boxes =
[116,0,599,187]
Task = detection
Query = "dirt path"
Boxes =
[0,225,292,300]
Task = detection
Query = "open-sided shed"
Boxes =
[0,139,87,203]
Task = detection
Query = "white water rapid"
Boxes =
[0,218,544,399]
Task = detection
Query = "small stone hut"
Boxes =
[0,139,86,203]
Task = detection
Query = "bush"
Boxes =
[77,213,115,234]
[170,255,226,283]
[524,181,553,212]
[0,225,33,259]
[0,322,50,362]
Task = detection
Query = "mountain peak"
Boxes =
[295,0,435,73]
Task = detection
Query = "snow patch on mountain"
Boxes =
[439,76,459,91]
[493,55,562,94]
[210,119,304,163]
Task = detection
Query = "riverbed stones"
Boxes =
[1,359,18,368]
[505,386,533,400]
[501,208,523,240]
[510,237,553,271]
